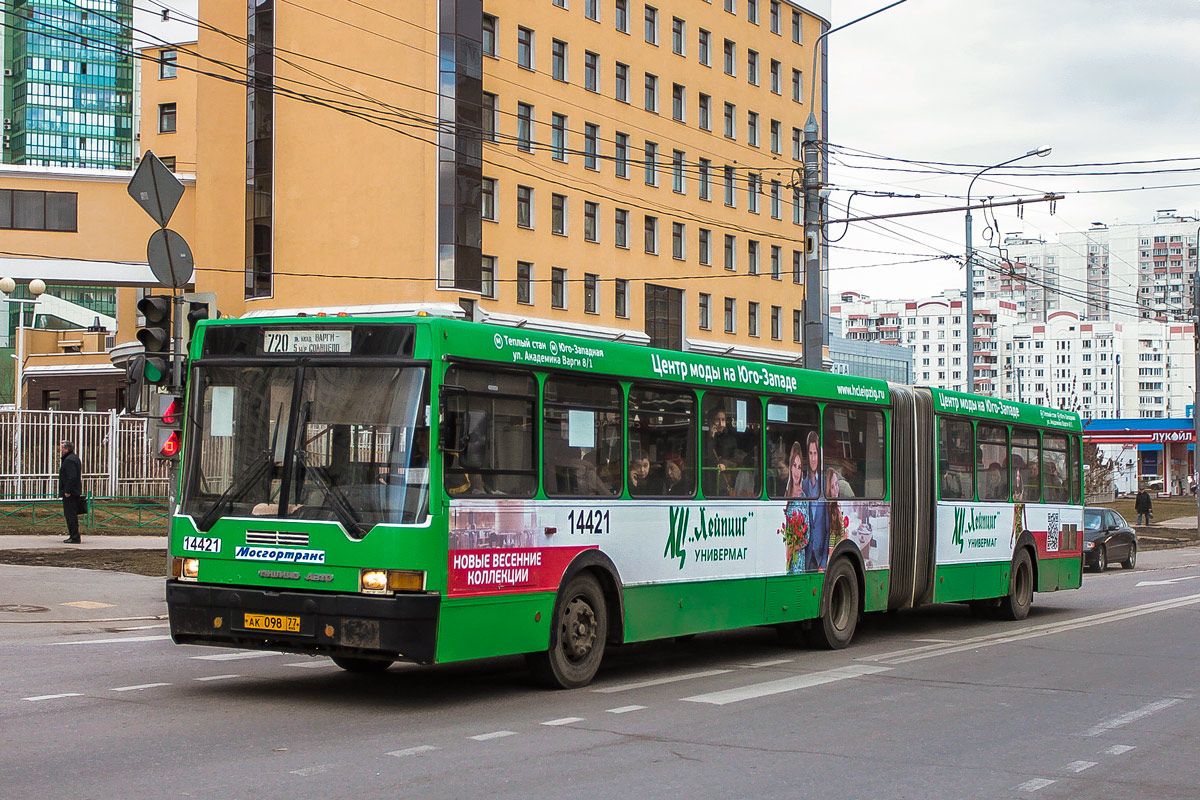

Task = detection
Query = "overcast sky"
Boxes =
[825,0,1200,300]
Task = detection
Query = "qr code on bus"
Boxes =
[1046,511,1060,552]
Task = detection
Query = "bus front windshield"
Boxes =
[182,364,431,535]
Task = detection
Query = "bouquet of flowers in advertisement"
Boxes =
[780,507,808,573]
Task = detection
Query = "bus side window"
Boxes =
[765,399,819,500]
[823,405,885,499]
[628,384,696,498]
[442,366,537,497]
[976,423,1010,501]
[1043,433,1070,503]
[700,392,762,499]
[543,377,622,497]
[1011,427,1040,503]
[937,416,974,500]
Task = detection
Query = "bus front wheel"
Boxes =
[806,558,860,650]
[527,572,608,689]
[998,549,1034,621]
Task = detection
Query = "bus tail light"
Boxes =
[360,569,425,594]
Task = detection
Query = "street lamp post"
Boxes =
[964,146,1051,393]
[1,277,46,498]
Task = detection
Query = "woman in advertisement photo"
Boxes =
[781,441,809,574]
[803,431,829,572]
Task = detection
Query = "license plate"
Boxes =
[242,613,301,633]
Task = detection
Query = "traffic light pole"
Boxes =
[171,292,185,393]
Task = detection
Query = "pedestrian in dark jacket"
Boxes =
[59,441,83,543]
[1134,488,1153,526]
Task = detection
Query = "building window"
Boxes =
[747,50,759,85]
[615,63,629,102]
[482,177,496,221]
[672,149,685,193]
[698,93,711,130]
[585,0,599,21]
[747,111,758,147]
[0,190,78,231]
[482,92,497,141]
[793,249,802,283]
[615,279,629,317]
[552,193,567,235]
[584,51,600,92]
[584,123,599,170]
[644,215,658,253]
[793,309,801,342]
[724,297,736,333]
[747,0,759,23]
[552,267,567,309]
[615,132,630,178]
[517,27,535,69]
[770,179,781,218]
[724,102,736,138]
[698,158,711,200]
[792,9,802,43]
[44,390,61,411]
[724,234,737,270]
[644,141,658,185]
[793,127,802,161]
[481,256,497,298]
[482,15,497,57]
[672,221,686,259]
[748,301,759,336]
[159,48,177,79]
[724,165,736,206]
[770,120,781,154]
[770,0,781,34]
[615,208,629,247]
[699,293,711,330]
[551,113,568,160]
[517,102,534,151]
[553,0,567,8]
[723,39,736,75]
[585,273,599,313]
[725,0,736,14]
[672,84,685,121]
[770,59,781,94]
[517,261,533,304]
[159,156,177,170]
[581,200,600,242]
[698,29,711,65]
[78,389,97,411]
[517,185,534,228]
[748,239,759,274]
[615,0,629,31]
[645,5,658,43]
[158,103,177,133]
[645,73,658,112]
[792,69,802,102]
[672,17,685,54]
[770,244,781,279]
[552,39,568,81]
[747,173,760,213]
[793,187,802,225]
[771,305,781,339]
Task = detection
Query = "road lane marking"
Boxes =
[743,658,793,668]
[112,683,171,692]
[191,651,282,661]
[681,664,891,706]
[49,635,172,646]
[862,593,1200,665]
[62,601,115,609]
[606,705,647,714]
[111,623,170,631]
[290,765,334,776]
[387,745,440,757]
[541,717,584,726]
[592,669,732,693]
[1015,778,1055,792]
[284,661,338,669]
[470,731,516,741]
[24,693,83,702]
[1065,760,1097,773]
[1135,576,1200,587]
[195,674,240,682]
[1104,745,1135,756]
[1084,698,1183,737]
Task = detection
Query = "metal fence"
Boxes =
[0,409,171,500]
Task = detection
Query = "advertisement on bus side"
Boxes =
[935,503,1083,565]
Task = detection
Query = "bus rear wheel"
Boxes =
[806,558,860,649]
[331,656,393,674]
[997,549,1034,621]
[527,573,608,689]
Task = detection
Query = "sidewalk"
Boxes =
[0,534,166,550]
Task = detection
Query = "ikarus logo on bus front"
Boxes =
[664,506,751,570]
[952,507,1001,553]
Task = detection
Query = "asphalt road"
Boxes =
[4,550,1200,800]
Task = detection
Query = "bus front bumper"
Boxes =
[166,581,440,664]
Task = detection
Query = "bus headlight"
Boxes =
[360,569,426,594]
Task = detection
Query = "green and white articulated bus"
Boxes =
[166,314,1084,688]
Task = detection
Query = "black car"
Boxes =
[1083,507,1137,572]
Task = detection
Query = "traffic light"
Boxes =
[182,292,217,356]
[136,295,173,386]
[152,392,184,461]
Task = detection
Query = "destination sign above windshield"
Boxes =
[263,329,352,354]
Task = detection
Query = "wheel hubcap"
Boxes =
[561,596,597,661]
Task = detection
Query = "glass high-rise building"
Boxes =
[3,0,134,169]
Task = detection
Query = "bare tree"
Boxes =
[1083,440,1117,501]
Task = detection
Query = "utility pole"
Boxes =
[1193,225,1199,523]
[800,0,908,372]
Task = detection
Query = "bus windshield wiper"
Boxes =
[195,403,283,531]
